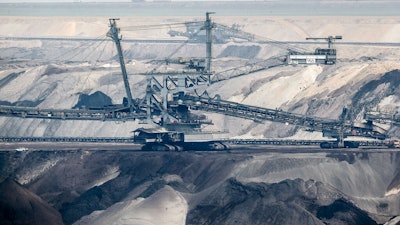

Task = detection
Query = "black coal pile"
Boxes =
[0,150,397,225]
[187,178,378,225]
[73,91,113,109]
[0,178,64,225]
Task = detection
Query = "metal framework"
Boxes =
[0,136,390,148]
[287,36,342,65]
[179,96,389,140]
[107,18,134,111]
[306,36,343,49]
[0,15,396,149]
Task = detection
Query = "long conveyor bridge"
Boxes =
[181,96,388,140]
[0,94,389,141]
[0,136,388,148]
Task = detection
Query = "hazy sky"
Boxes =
[0,0,380,2]
[0,0,261,2]
[0,0,132,2]
[2,0,212,2]
[0,0,252,2]
[1,0,142,2]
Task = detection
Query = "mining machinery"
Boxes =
[167,17,254,44]
[287,35,342,65]
[364,110,400,148]
[364,110,400,126]
[0,15,396,150]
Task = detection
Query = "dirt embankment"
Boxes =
[1,150,400,224]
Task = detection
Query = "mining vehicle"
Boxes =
[287,36,342,65]
[0,16,396,151]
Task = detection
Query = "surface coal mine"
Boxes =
[1,1,400,225]
[1,148,400,225]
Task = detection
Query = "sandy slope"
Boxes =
[2,13,400,225]
[74,185,187,225]
[0,16,399,139]
[3,150,400,225]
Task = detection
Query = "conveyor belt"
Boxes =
[0,136,133,143]
[181,96,388,140]
[0,105,146,121]
[0,96,390,141]
[0,136,387,147]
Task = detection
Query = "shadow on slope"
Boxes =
[187,178,378,225]
[0,178,64,225]
[56,152,245,225]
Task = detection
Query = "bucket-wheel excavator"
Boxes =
[106,17,393,150]
[0,15,397,150]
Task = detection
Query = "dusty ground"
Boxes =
[1,5,400,224]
